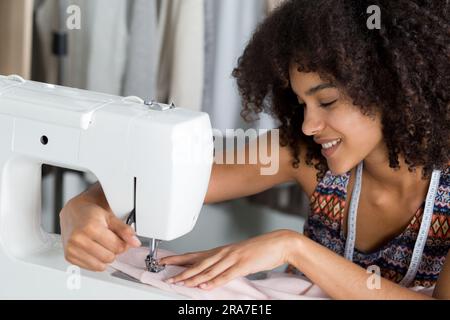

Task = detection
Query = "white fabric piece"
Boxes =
[111,248,436,299]
[111,248,330,300]
[156,0,204,111]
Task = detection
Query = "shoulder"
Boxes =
[289,142,342,198]
[281,139,320,198]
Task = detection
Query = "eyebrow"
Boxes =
[306,83,336,96]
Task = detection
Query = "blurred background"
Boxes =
[0,0,309,254]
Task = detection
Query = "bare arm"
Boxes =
[74,181,112,212]
[205,130,298,204]
[287,233,449,300]
[434,250,450,299]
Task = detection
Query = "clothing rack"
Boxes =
[0,0,34,79]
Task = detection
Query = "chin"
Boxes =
[326,159,355,176]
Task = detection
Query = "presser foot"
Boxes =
[145,238,164,273]
[145,255,165,273]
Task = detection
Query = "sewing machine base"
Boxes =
[0,234,184,299]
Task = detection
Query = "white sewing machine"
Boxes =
[0,75,213,299]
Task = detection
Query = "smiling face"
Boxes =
[289,66,385,175]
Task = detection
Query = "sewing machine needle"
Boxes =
[150,239,157,258]
[145,238,165,273]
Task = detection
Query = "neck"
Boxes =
[362,143,429,198]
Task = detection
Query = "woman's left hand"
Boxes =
[159,229,298,290]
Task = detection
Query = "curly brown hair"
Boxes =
[232,0,450,181]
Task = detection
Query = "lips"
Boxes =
[314,138,342,145]
[321,139,342,158]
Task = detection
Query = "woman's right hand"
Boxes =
[60,197,142,272]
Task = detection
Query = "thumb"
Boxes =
[107,213,142,248]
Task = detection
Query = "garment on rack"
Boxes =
[122,0,158,99]
[110,247,329,300]
[0,0,34,79]
[59,0,90,88]
[34,0,128,95]
[156,0,204,111]
[202,0,268,132]
[84,0,128,95]
[266,0,286,13]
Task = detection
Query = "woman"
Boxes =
[60,0,449,299]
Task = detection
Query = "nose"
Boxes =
[302,107,325,136]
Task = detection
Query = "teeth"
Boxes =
[322,139,341,150]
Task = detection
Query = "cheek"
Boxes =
[346,121,382,148]
[331,109,382,148]
[326,113,382,174]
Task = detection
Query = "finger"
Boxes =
[165,254,224,285]
[159,252,207,267]
[66,247,107,272]
[182,258,236,288]
[67,257,94,271]
[90,228,129,255]
[77,239,117,264]
[107,214,141,248]
[198,266,243,291]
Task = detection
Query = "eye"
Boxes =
[320,100,338,108]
